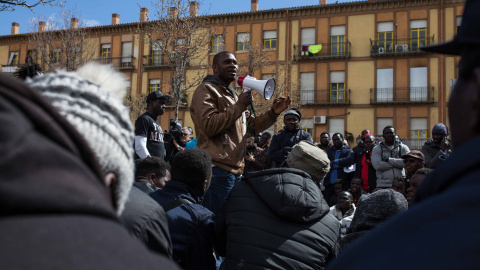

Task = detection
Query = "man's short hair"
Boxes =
[320,132,329,138]
[383,125,395,134]
[415,167,433,176]
[339,191,352,200]
[171,149,212,188]
[262,132,272,139]
[135,157,170,179]
[213,51,233,66]
[333,132,343,140]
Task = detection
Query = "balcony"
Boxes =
[143,55,170,69]
[94,56,136,70]
[299,89,351,105]
[293,41,351,61]
[370,37,434,56]
[370,87,434,104]
[1,65,19,73]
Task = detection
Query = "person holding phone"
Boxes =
[422,123,452,169]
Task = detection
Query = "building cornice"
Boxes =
[0,0,465,42]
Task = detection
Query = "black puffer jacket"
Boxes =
[217,168,340,270]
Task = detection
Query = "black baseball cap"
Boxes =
[146,91,171,103]
[421,0,476,56]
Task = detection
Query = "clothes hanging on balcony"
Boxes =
[308,44,323,54]
[301,46,309,59]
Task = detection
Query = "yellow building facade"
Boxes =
[0,0,465,149]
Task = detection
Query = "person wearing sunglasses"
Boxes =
[401,151,425,179]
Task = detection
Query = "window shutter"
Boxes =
[331,25,345,36]
[377,22,394,32]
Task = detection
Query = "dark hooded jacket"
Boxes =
[0,75,179,270]
[268,128,313,167]
[340,189,407,249]
[217,168,340,270]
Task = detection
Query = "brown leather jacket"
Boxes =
[190,75,278,175]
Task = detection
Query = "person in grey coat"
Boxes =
[371,126,410,188]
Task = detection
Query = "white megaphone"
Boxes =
[237,75,275,100]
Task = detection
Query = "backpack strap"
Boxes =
[162,197,193,212]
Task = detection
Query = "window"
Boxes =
[237,33,249,51]
[300,28,315,58]
[176,38,185,51]
[211,35,224,53]
[101,44,111,64]
[121,42,132,68]
[457,16,462,33]
[7,51,19,65]
[263,30,277,49]
[377,118,393,136]
[410,67,428,101]
[330,71,345,103]
[300,119,313,137]
[329,118,344,139]
[331,25,345,56]
[301,28,315,46]
[149,79,161,93]
[377,68,393,102]
[27,50,36,63]
[52,49,61,64]
[410,20,427,51]
[151,41,162,66]
[410,118,427,149]
[300,72,314,103]
[410,118,427,138]
[72,47,81,65]
[261,74,274,80]
[377,22,394,53]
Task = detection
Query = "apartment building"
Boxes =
[0,0,465,149]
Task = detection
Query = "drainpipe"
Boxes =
[285,8,290,96]
[440,0,445,123]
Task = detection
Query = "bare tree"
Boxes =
[139,0,215,122]
[0,0,59,12]
[237,40,300,135]
[28,6,97,72]
[124,93,147,124]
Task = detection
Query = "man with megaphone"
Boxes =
[190,51,291,217]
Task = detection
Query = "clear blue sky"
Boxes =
[0,0,358,35]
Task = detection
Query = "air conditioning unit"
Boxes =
[314,116,326,124]
[395,44,409,52]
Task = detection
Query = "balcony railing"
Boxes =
[143,55,170,69]
[370,87,434,104]
[370,36,434,56]
[1,65,19,73]
[94,56,136,70]
[400,137,429,151]
[299,89,351,105]
[294,41,351,60]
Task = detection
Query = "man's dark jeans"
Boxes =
[202,166,241,217]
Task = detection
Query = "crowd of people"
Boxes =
[1,1,480,268]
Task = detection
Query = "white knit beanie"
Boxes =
[28,62,134,215]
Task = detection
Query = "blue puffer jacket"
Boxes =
[216,168,340,270]
[268,128,312,167]
[150,180,217,270]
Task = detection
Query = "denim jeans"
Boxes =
[202,166,241,217]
